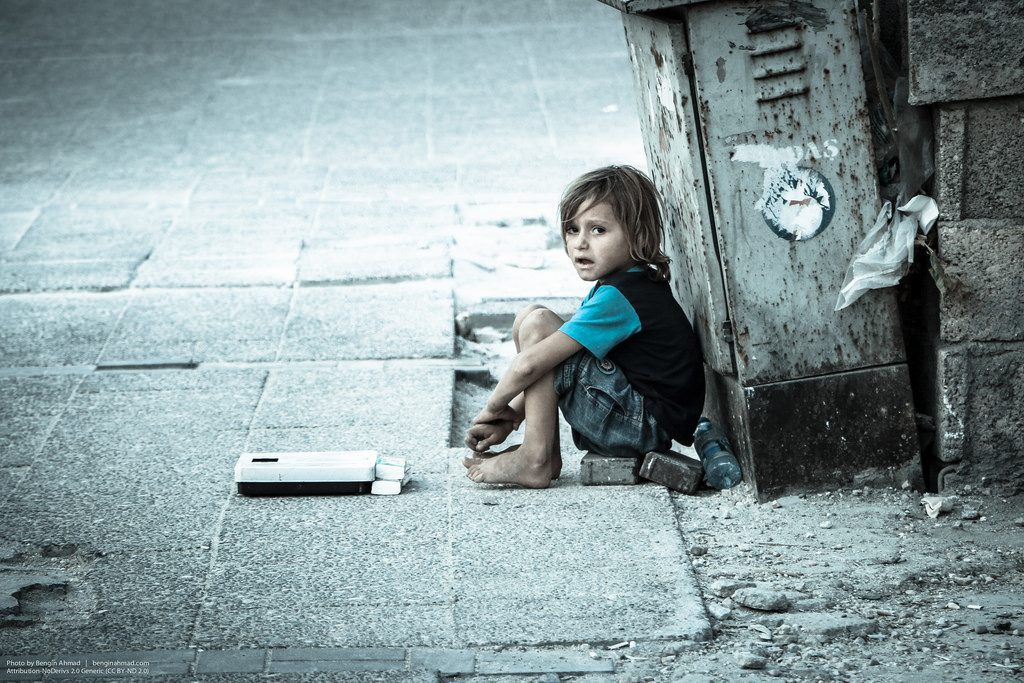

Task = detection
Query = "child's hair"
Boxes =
[558,165,672,282]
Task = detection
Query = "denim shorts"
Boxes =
[554,350,670,458]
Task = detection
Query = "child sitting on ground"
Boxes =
[463,165,705,488]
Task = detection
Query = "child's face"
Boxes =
[563,199,637,283]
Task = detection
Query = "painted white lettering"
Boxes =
[732,139,842,167]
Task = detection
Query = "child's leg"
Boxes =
[463,306,564,487]
[464,305,553,453]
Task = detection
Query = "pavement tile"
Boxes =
[245,365,452,461]
[4,428,243,549]
[215,489,451,607]
[2,369,260,548]
[318,164,459,204]
[0,260,139,295]
[133,254,299,289]
[312,202,457,237]
[0,374,82,466]
[248,365,452,430]
[6,206,174,262]
[53,365,262,433]
[278,284,454,361]
[84,550,210,612]
[297,240,451,285]
[99,287,292,365]
[134,205,316,288]
[0,291,130,368]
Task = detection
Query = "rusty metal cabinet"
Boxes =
[601,0,920,499]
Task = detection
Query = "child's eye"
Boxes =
[565,226,579,235]
[592,225,605,234]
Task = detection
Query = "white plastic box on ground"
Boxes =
[234,451,378,496]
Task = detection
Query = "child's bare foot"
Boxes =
[462,445,555,488]
[462,445,562,479]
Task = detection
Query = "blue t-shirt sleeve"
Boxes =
[559,285,641,359]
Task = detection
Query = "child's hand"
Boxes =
[465,419,515,453]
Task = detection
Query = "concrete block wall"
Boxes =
[907,0,1024,492]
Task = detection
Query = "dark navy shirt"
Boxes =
[560,268,705,446]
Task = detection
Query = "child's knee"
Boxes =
[517,307,563,346]
[513,305,550,345]
[513,305,547,330]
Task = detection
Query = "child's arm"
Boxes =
[474,331,582,424]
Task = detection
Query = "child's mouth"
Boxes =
[575,257,593,266]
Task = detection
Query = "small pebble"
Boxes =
[820,520,833,529]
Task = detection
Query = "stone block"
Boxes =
[938,221,1024,342]
[732,587,790,612]
[640,449,702,493]
[936,343,1024,491]
[579,452,639,485]
[933,100,1024,221]
[907,0,1024,105]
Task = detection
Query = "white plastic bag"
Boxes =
[835,196,938,310]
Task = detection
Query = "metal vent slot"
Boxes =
[748,25,809,104]
[753,63,807,80]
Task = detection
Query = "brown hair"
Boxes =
[558,165,672,282]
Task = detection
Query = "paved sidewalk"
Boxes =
[0,0,709,680]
